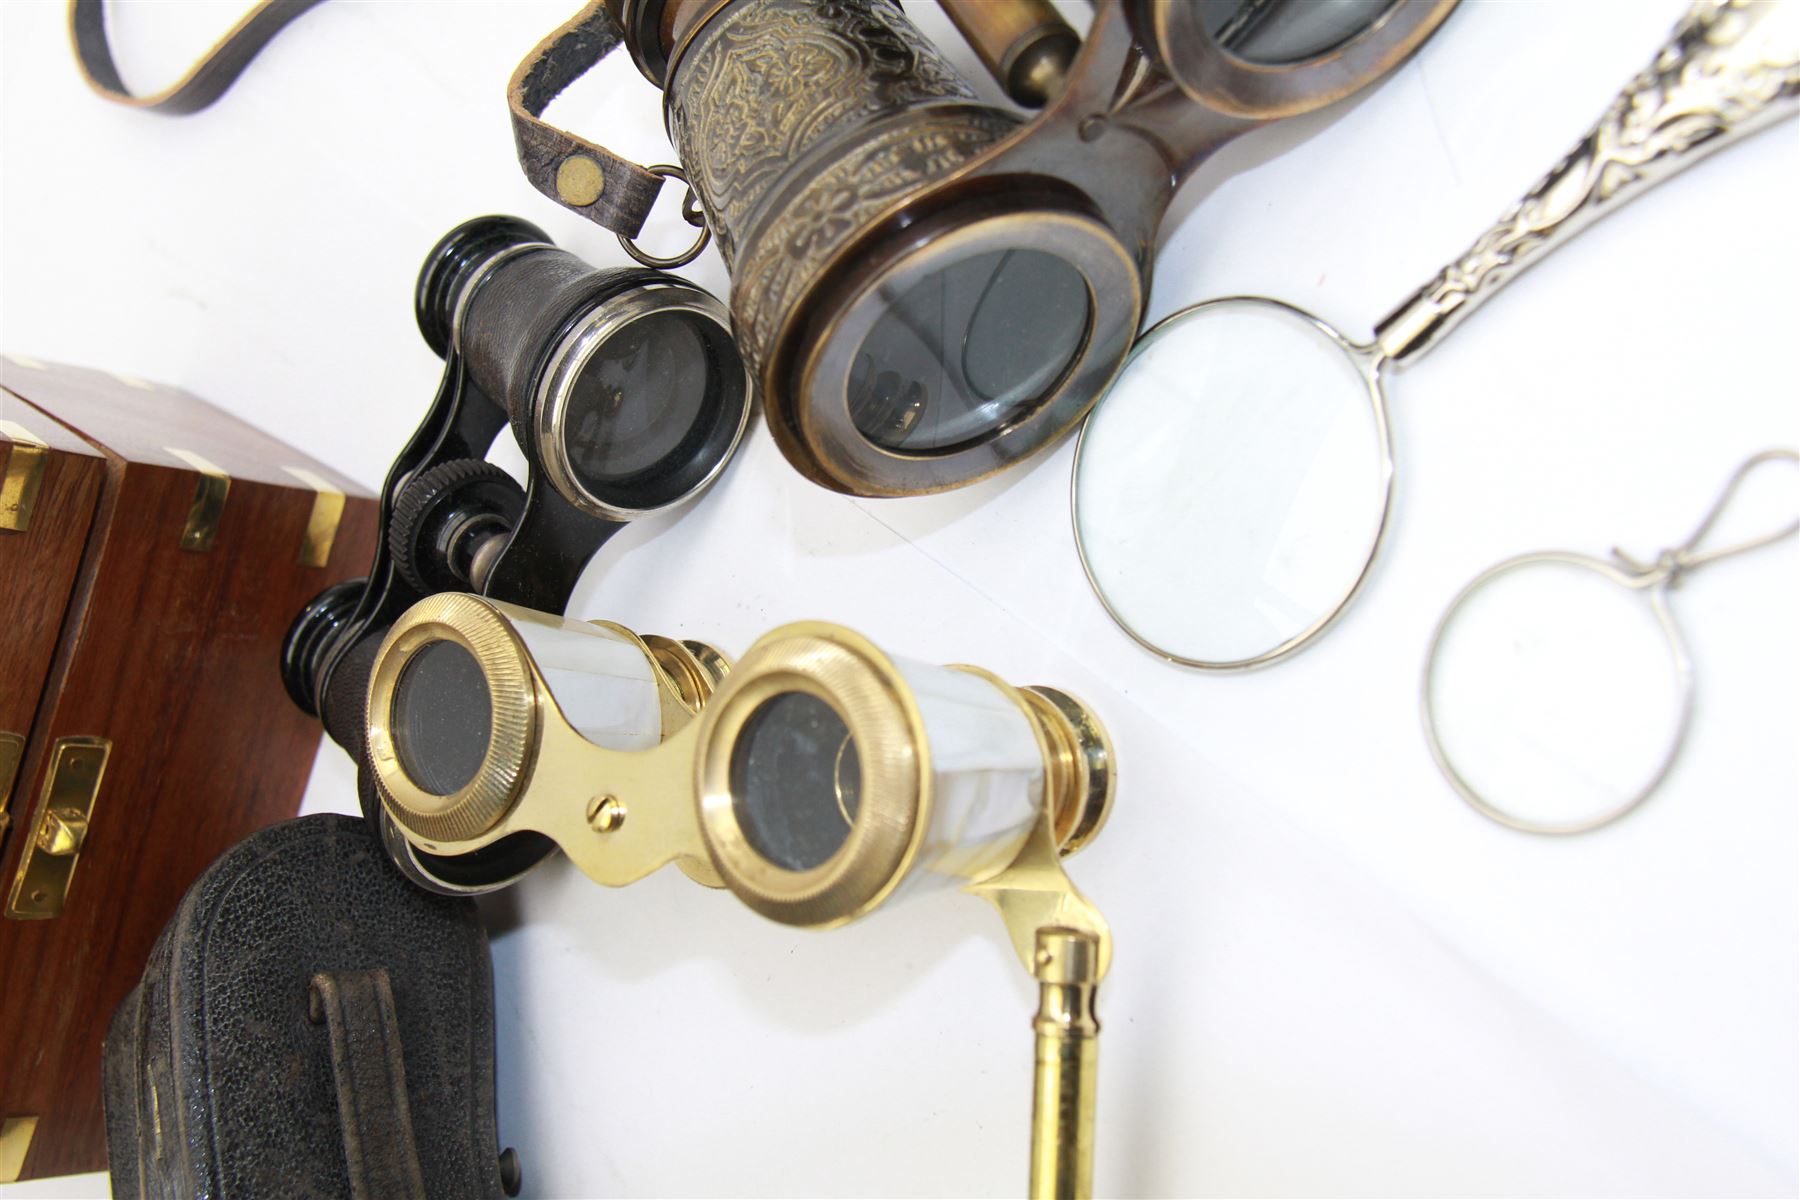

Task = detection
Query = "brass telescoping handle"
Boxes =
[1030,927,1101,1200]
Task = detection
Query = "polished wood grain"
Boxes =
[0,362,379,1181]
[0,395,105,839]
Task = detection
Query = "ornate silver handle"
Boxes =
[1374,0,1800,364]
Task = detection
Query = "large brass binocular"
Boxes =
[517,0,1455,495]
[366,592,1114,1195]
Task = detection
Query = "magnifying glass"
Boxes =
[1073,0,1800,669]
[1422,447,1798,835]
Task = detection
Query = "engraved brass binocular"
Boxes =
[516,0,1455,495]
[366,592,1114,1196]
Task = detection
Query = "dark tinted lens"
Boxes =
[729,693,862,871]
[562,309,712,487]
[1202,0,1397,63]
[851,248,1089,454]
[392,640,491,796]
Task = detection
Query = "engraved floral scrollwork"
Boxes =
[728,107,1021,365]
[662,0,1021,375]
[1417,0,1799,321]
[668,0,978,268]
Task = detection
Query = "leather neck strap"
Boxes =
[67,0,666,237]
[68,0,326,114]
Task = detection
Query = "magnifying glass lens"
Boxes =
[1428,561,1686,831]
[392,639,492,796]
[852,248,1090,454]
[729,692,863,871]
[1075,300,1384,666]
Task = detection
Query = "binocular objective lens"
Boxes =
[566,311,708,483]
[852,248,1089,454]
[391,640,493,796]
[556,308,746,513]
[729,693,863,871]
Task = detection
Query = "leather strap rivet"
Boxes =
[556,156,605,206]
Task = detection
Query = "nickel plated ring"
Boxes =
[1422,448,1799,836]
[618,164,711,270]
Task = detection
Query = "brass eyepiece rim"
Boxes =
[695,623,932,928]
[1022,686,1115,857]
[367,593,539,845]
[785,205,1141,497]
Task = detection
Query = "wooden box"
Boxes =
[0,356,378,1183]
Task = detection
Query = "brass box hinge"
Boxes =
[1,418,49,532]
[6,736,111,920]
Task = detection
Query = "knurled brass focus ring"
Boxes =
[367,593,538,844]
[694,624,929,928]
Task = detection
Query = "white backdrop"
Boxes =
[2,1,1796,1196]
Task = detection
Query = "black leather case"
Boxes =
[102,814,515,1199]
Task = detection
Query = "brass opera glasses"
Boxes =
[366,594,1114,1197]
[516,0,1456,496]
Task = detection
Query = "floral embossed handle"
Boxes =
[1374,0,1800,365]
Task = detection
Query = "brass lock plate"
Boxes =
[6,736,110,920]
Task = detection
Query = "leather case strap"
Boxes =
[68,0,326,114]
[308,969,428,1200]
[507,1,665,238]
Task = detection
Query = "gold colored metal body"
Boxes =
[1030,927,1100,1200]
[6,736,110,919]
[164,447,230,552]
[369,595,1117,1195]
[0,418,48,532]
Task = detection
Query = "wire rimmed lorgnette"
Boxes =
[1421,448,1799,837]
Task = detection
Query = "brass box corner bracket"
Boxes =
[165,446,231,552]
[283,466,346,568]
[1,418,49,532]
[6,736,111,920]
[0,1115,38,1182]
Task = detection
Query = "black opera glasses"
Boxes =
[513,0,1455,495]
[366,594,1115,1197]
[282,215,750,883]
